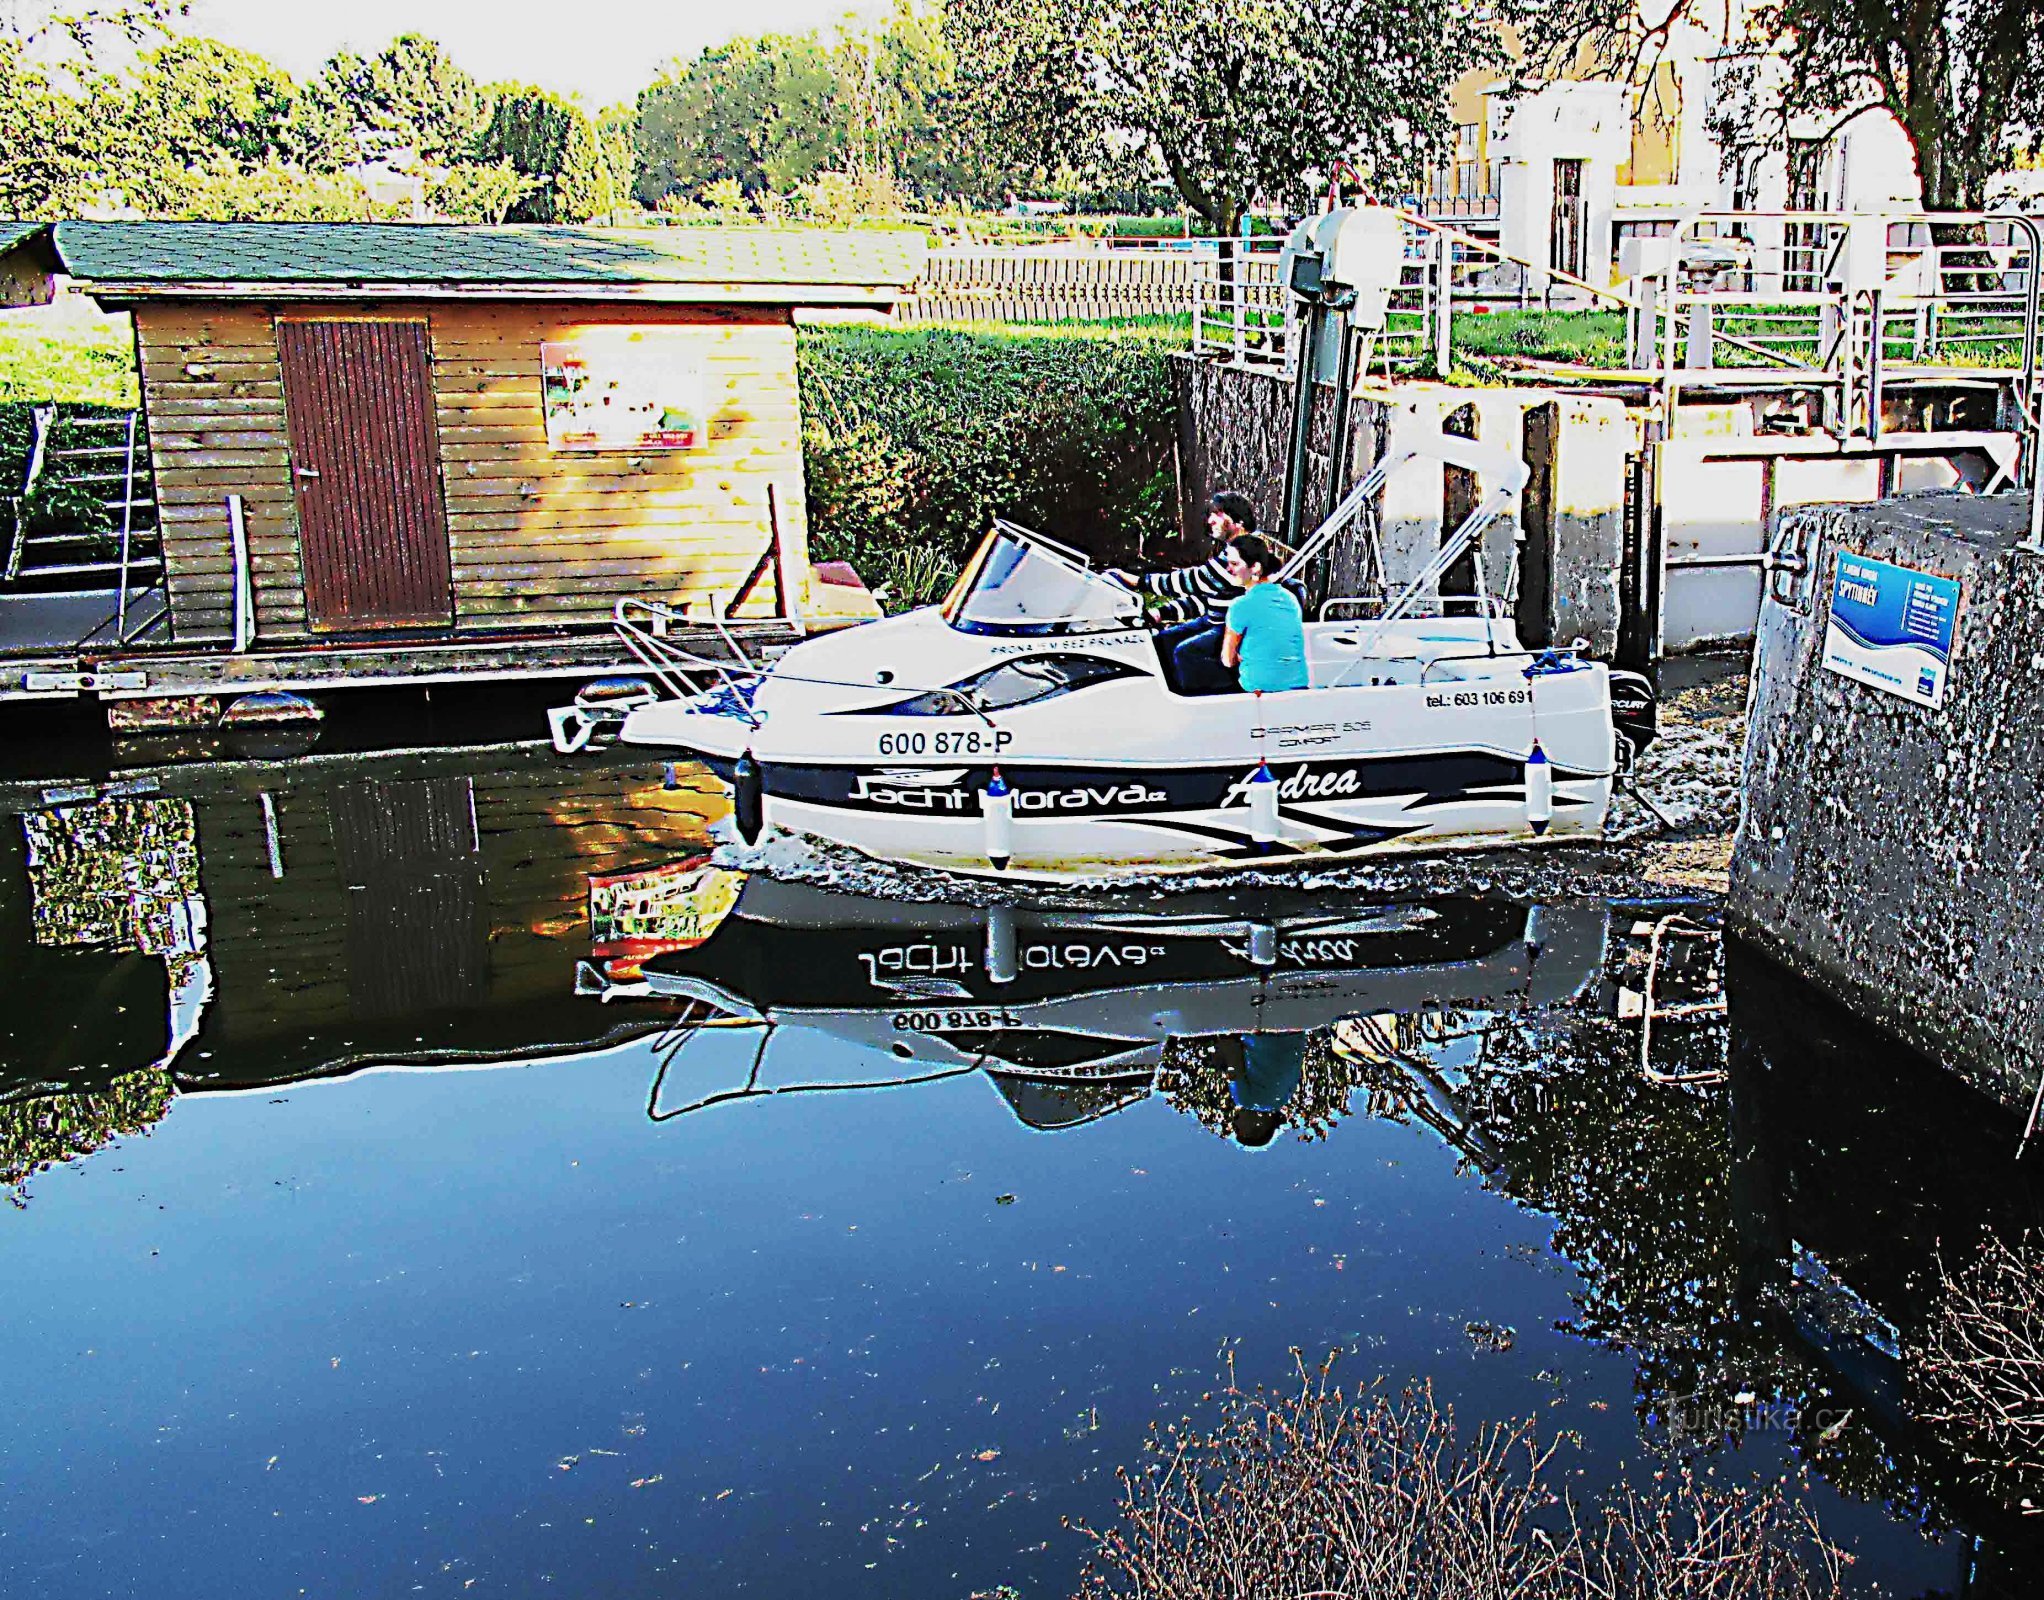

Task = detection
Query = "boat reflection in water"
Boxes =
[576,870,1609,1135]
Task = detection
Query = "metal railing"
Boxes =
[1633,211,2042,378]
[1191,211,1638,378]
[1191,236,1442,376]
[5,406,168,646]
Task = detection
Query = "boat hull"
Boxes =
[740,750,1607,881]
[614,608,1620,882]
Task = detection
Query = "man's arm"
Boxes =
[1140,553,1232,605]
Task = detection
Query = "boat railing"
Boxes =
[1319,593,1514,622]
[613,597,767,710]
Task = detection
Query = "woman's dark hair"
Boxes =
[1210,490,1257,531]
[1227,533,1280,577]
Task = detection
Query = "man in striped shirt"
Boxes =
[1113,490,1260,693]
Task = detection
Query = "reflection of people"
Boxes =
[1110,491,1259,693]
[1213,1031,1308,1147]
[1220,535,1309,694]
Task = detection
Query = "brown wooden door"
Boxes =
[278,318,452,631]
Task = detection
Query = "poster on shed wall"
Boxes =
[540,330,708,452]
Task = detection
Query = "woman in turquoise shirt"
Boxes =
[1218,535,1309,693]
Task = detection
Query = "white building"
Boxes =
[1422,13,1924,297]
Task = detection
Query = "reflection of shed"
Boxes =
[0,746,722,1095]
[0,222,915,698]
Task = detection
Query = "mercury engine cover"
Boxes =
[1608,669,1659,765]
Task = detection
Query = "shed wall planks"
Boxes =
[132,297,811,645]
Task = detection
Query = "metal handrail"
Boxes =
[610,597,1000,728]
[114,410,137,642]
[4,405,53,583]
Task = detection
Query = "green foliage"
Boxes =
[943,0,1499,233]
[0,326,138,407]
[635,33,846,204]
[596,103,637,208]
[479,85,575,220]
[150,157,393,221]
[308,32,487,165]
[121,36,301,180]
[476,85,612,223]
[556,112,614,222]
[631,3,1011,211]
[428,160,544,224]
[798,322,1178,609]
[0,38,108,214]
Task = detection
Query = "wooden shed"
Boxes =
[34,222,919,655]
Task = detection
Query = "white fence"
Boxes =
[898,249,1201,323]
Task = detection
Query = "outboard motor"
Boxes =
[1608,669,1659,767]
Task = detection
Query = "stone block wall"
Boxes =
[1170,358,1628,657]
[1729,490,2044,1114]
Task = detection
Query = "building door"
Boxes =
[1549,159,1586,282]
[278,317,452,631]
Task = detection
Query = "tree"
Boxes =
[307,33,487,166]
[477,86,613,222]
[429,160,544,224]
[0,0,184,213]
[0,0,184,61]
[1510,0,2044,212]
[116,37,302,206]
[632,32,845,204]
[942,0,1495,234]
[595,102,637,213]
[555,110,613,222]
[832,0,991,202]
[0,39,96,214]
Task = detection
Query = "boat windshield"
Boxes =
[940,525,1140,636]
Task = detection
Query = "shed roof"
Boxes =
[0,220,48,256]
[0,220,59,307]
[49,222,925,305]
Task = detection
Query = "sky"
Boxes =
[181,0,882,109]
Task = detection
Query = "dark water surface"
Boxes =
[0,739,2033,1598]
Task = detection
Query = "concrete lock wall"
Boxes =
[1729,490,2044,1115]
[1346,384,1626,656]
[1171,359,1627,657]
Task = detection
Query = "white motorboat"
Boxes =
[550,429,1656,882]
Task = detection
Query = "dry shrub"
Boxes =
[1072,1357,1850,1600]
[1913,1230,2044,1514]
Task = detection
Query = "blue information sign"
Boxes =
[1819,551,1960,708]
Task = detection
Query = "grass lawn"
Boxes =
[0,317,139,407]
[1451,309,1630,369]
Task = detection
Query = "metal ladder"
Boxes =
[1616,913,1728,1084]
[5,407,167,641]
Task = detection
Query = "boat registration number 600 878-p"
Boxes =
[892,1009,1018,1033]
[876,730,1015,757]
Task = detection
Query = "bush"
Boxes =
[1074,1358,1852,1600]
[1912,1229,2044,1515]
[798,323,1179,609]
